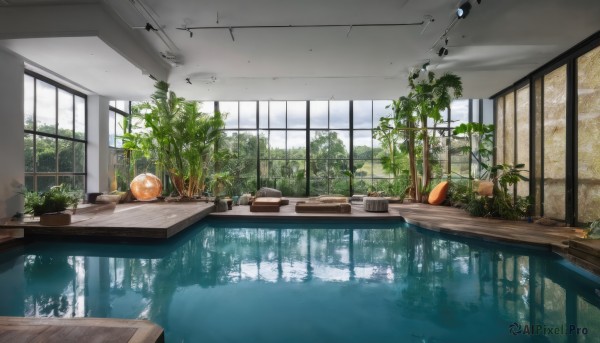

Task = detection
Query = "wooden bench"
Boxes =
[295,201,351,213]
[250,197,282,212]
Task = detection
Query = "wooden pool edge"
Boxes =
[0,317,164,343]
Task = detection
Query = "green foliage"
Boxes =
[467,163,530,220]
[466,196,491,217]
[123,81,226,198]
[23,184,80,216]
[585,220,600,239]
[452,122,495,180]
[447,178,474,207]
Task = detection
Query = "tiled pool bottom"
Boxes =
[0,218,599,343]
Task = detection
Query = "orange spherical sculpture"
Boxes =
[130,173,163,201]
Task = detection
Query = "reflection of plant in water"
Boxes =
[25,255,74,317]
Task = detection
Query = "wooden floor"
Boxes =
[0,317,163,343]
[0,202,214,239]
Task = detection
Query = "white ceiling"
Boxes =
[1,0,599,100]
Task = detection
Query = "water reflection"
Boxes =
[0,219,599,342]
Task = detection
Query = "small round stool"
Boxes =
[363,197,389,212]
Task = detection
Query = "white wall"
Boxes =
[0,48,24,219]
[87,95,110,193]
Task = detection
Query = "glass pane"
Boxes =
[75,96,85,140]
[329,130,349,158]
[309,178,327,196]
[287,131,306,159]
[74,142,85,173]
[24,133,34,172]
[504,92,515,166]
[310,131,328,159]
[269,131,286,159]
[353,178,371,194]
[116,113,126,148]
[259,130,269,159]
[516,86,530,197]
[372,160,389,178]
[577,45,600,223]
[373,100,392,127]
[259,101,269,128]
[353,130,372,159]
[109,110,116,147]
[353,101,372,129]
[330,101,349,128]
[287,101,306,128]
[310,101,328,128]
[220,101,238,129]
[239,101,256,128]
[116,100,128,113]
[58,89,74,138]
[24,75,34,130]
[496,97,505,165]
[36,80,56,134]
[74,175,85,192]
[36,136,56,172]
[354,160,372,178]
[58,139,74,173]
[199,101,215,115]
[450,100,469,127]
[269,101,286,128]
[25,175,34,191]
[543,65,567,220]
[238,130,258,160]
[109,100,116,108]
[483,100,494,125]
[472,99,480,123]
[58,175,73,188]
[37,176,56,192]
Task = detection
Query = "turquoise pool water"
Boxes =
[1,218,599,343]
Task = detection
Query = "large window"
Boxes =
[213,99,490,196]
[24,71,86,192]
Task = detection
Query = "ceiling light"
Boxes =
[476,0,481,3]
[186,78,192,85]
[457,2,472,19]
[438,47,448,57]
[421,62,430,71]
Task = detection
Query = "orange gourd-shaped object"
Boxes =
[428,181,449,206]
[130,173,162,201]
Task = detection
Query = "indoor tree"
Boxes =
[123,81,226,198]
[410,71,462,201]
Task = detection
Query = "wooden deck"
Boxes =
[0,202,213,239]
[212,199,585,255]
[0,317,163,343]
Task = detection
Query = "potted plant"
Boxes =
[23,185,80,226]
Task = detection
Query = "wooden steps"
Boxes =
[568,239,600,275]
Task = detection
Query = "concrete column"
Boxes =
[87,95,109,193]
[0,48,25,219]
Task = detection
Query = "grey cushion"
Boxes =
[256,187,282,198]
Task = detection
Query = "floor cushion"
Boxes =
[428,181,449,205]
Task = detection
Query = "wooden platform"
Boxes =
[0,202,213,239]
[0,317,163,343]
[395,203,584,254]
[568,239,600,275]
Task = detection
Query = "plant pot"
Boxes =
[40,213,71,226]
[86,192,103,204]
